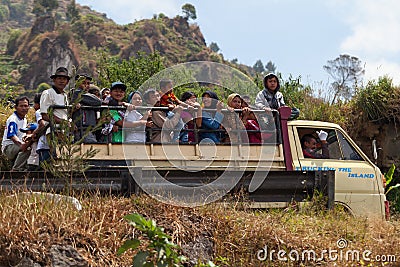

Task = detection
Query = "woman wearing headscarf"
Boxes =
[223,93,246,144]
[199,90,225,143]
[179,91,202,143]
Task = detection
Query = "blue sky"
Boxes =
[76,0,400,87]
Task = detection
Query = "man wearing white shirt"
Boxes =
[40,67,70,123]
[1,96,31,171]
[38,67,70,163]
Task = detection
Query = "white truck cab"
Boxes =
[288,119,388,218]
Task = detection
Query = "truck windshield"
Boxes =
[336,131,363,160]
[298,128,363,161]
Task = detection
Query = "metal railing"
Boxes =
[50,105,281,145]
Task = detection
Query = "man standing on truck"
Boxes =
[39,67,70,162]
[71,73,101,143]
[301,130,330,159]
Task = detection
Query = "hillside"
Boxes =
[0,0,111,48]
[0,0,248,92]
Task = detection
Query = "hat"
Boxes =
[20,123,38,133]
[111,81,127,91]
[127,91,142,103]
[75,73,92,81]
[50,67,71,79]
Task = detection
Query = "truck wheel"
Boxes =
[333,202,354,216]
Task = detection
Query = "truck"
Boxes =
[0,106,388,219]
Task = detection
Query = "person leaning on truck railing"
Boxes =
[150,105,184,143]
[71,73,101,143]
[143,88,160,107]
[301,130,330,159]
[179,91,202,143]
[157,79,188,142]
[101,82,135,143]
[100,87,110,102]
[199,90,225,144]
[124,91,152,143]
[241,97,263,144]
[88,84,101,99]
[39,67,70,162]
[222,93,246,144]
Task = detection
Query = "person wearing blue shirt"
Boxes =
[1,96,32,171]
[199,91,225,143]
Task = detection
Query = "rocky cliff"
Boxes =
[1,1,227,91]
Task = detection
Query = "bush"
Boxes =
[6,29,22,56]
[118,213,187,266]
[353,76,400,122]
[58,28,72,46]
[36,82,50,93]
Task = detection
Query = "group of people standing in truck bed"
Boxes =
[4,66,329,171]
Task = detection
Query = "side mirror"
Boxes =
[372,139,378,160]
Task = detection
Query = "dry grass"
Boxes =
[0,191,399,267]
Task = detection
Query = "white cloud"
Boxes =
[330,0,400,85]
[365,59,400,85]
[340,0,400,55]
[77,0,184,24]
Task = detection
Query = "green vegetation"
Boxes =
[0,193,399,266]
[209,42,220,53]
[32,0,58,17]
[385,164,400,213]
[97,51,165,93]
[0,4,9,22]
[118,213,187,266]
[66,0,80,22]
[41,113,99,194]
[181,3,197,21]
[353,76,400,122]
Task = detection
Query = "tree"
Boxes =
[32,0,58,17]
[97,51,164,92]
[209,42,220,53]
[181,3,196,21]
[253,59,265,73]
[265,61,276,74]
[66,0,80,22]
[323,54,365,104]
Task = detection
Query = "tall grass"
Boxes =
[0,192,399,266]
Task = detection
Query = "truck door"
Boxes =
[292,126,384,217]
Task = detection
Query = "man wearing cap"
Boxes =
[1,96,32,171]
[41,67,70,123]
[71,73,101,143]
[101,82,134,143]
